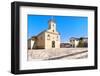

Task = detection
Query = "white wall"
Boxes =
[0,0,99,76]
[28,39,35,49]
[75,40,79,47]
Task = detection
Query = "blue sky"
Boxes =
[28,15,88,43]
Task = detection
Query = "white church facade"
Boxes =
[28,17,60,49]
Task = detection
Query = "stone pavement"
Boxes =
[28,48,88,61]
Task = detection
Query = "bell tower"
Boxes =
[48,16,56,32]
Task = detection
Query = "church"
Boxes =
[28,17,60,49]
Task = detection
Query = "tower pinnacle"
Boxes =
[48,16,56,32]
[51,16,54,20]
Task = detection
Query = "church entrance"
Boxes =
[52,41,55,48]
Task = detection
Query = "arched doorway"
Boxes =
[52,41,55,48]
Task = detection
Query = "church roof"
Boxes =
[37,30,47,36]
[36,29,60,37]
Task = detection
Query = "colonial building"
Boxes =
[28,17,60,49]
[70,37,88,48]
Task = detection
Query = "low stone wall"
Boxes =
[28,48,88,61]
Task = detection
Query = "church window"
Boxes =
[47,34,50,40]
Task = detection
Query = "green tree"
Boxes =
[77,38,84,47]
